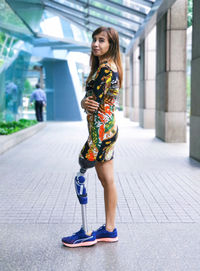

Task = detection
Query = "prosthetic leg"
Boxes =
[74,158,95,233]
[75,168,88,232]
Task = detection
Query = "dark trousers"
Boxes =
[35,101,44,122]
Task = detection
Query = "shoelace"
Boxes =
[97,224,106,231]
[72,227,83,236]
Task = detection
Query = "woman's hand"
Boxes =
[81,96,99,113]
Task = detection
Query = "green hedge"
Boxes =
[0,119,38,135]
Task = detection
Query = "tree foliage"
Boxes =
[188,0,193,27]
[23,79,33,95]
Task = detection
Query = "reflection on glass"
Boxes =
[0,0,32,35]
[5,82,19,119]
[40,16,64,39]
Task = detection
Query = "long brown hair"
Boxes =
[87,27,123,88]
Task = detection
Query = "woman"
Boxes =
[62,26,123,248]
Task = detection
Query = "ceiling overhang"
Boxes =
[1,0,178,54]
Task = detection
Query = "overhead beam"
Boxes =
[36,33,90,48]
[45,1,126,51]
[93,0,146,18]
[87,14,136,36]
[44,0,82,17]
[34,41,71,47]
[51,45,90,52]
[0,23,33,43]
[68,0,141,26]
[46,7,134,40]
[52,44,84,48]
[126,0,177,54]
[130,0,153,8]
[46,0,142,25]
[45,7,129,51]
[45,4,137,34]
[53,10,128,51]
[72,16,133,40]
[5,1,43,9]
[5,0,37,36]
[73,0,144,24]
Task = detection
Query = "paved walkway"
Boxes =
[0,112,200,270]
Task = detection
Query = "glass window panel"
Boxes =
[40,16,64,39]
[56,0,86,12]
[40,10,88,43]
[123,0,151,14]
[3,0,44,33]
[90,0,144,23]
[70,24,89,43]
[0,0,32,36]
[89,9,140,33]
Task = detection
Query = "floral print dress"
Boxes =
[80,61,119,163]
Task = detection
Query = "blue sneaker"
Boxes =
[95,225,118,242]
[62,227,97,248]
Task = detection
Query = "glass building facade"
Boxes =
[0,48,31,121]
[0,0,90,121]
[0,0,155,122]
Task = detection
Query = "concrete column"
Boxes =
[139,40,145,125]
[190,0,200,161]
[139,28,156,128]
[43,60,81,121]
[118,53,124,110]
[156,0,187,142]
[124,55,130,117]
[130,47,140,122]
[129,52,134,120]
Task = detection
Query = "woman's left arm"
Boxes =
[81,96,99,113]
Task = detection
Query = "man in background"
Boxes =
[30,84,46,122]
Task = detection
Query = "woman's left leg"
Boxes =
[95,160,117,231]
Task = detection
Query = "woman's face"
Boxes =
[92,31,110,58]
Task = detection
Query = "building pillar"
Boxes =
[156,0,187,142]
[129,52,134,120]
[139,28,156,128]
[130,47,140,122]
[43,59,81,121]
[124,55,130,117]
[190,0,200,161]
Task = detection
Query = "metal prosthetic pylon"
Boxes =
[74,168,88,233]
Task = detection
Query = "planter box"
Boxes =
[0,122,46,155]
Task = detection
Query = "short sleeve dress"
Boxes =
[79,61,119,164]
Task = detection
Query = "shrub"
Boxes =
[0,119,38,135]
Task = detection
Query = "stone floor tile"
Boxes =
[0,113,200,270]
